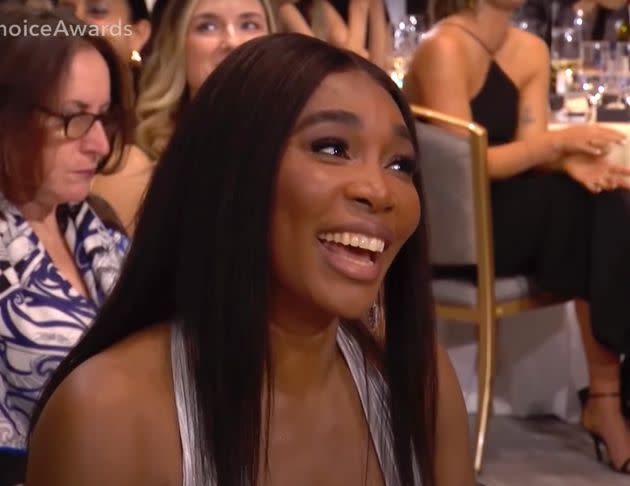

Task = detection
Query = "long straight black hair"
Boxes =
[31,33,437,486]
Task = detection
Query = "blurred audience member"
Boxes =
[520,0,628,43]
[56,0,151,67]
[0,6,132,484]
[277,0,388,67]
[92,0,275,233]
[26,33,473,486]
[408,0,630,474]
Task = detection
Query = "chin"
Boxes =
[321,292,378,322]
[62,189,90,205]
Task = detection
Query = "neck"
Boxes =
[460,3,513,51]
[269,310,341,396]
[17,198,59,232]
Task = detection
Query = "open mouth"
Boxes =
[316,232,386,281]
[318,232,384,261]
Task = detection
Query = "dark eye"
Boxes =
[311,138,350,159]
[387,156,417,176]
[241,20,263,31]
[86,3,109,18]
[195,20,220,33]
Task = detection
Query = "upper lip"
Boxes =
[317,220,394,250]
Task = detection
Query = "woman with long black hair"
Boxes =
[26,33,473,486]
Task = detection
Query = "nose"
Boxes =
[344,162,394,213]
[81,120,110,159]
[222,25,240,49]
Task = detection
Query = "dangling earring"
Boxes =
[367,288,386,342]
[130,49,142,65]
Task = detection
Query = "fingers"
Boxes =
[609,164,630,178]
[588,180,604,194]
[565,125,627,156]
[592,167,630,192]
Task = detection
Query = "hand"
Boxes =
[553,125,626,159]
[563,154,630,194]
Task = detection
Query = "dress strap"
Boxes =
[440,21,498,56]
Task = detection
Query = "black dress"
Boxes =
[471,59,630,355]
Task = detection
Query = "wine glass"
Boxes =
[387,14,425,88]
[512,7,546,39]
[550,26,582,95]
[576,41,611,122]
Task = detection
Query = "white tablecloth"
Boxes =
[441,302,588,423]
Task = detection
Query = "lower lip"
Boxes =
[318,240,382,282]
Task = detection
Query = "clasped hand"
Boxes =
[556,125,630,193]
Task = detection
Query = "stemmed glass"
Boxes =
[512,7,546,39]
[606,42,630,109]
[551,27,582,95]
[387,14,425,88]
[576,41,611,122]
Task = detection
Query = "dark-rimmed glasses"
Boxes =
[37,106,119,141]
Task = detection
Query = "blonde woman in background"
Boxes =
[276,0,387,68]
[91,0,275,234]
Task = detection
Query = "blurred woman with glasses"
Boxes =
[0,6,133,484]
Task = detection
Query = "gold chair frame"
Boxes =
[411,105,567,473]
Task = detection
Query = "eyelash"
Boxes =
[310,138,417,175]
[311,138,350,159]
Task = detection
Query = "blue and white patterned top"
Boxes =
[0,194,128,453]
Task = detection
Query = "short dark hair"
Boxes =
[32,33,437,486]
[0,5,134,204]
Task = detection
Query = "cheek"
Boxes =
[242,29,267,43]
[185,37,220,82]
[270,161,331,273]
[394,183,422,245]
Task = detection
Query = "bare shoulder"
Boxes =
[125,144,155,171]
[414,25,468,65]
[27,324,180,486]
[509,27,550,71]
[435,343,475,485]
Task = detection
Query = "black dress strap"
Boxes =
[441,21,498,56]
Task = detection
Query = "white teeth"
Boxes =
[318,232,385,253]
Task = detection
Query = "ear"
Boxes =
[129,19,152,54]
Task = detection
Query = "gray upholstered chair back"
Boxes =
[415,121,477,265]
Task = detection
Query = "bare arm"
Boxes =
[434,344,475,486]
[367,0,387,68]
[91,144,154,235]
[409,32,560,179]
[409,30,625,179]
[26,367,151,485]
[346,0,369,52]
[277,1,315,35]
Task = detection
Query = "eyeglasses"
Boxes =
[37,106,119,141]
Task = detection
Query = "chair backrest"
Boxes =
[415,121,476,264]
[411,105,493,270]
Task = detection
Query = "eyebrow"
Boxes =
[64,100,110,113]
[294,109,413,143]
[192,11,264,20]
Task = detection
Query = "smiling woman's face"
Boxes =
[269,69,421,324]
[185,0,269,98]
